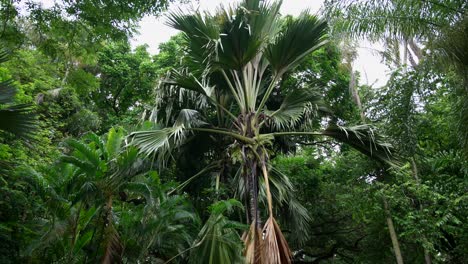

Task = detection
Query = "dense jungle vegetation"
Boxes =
[0,0,466,263]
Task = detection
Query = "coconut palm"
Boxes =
[131,0,393,263]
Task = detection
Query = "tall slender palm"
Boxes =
[131,0,393,262]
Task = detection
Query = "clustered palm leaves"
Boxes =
[24,128,199,263]
[131,0,393,263]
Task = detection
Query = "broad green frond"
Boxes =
[116,146,140,172]
[0,48,10,64]
[265,87,326,129]
[65,138,102,169]
[106,127,125,159]
[0,47,37,139]
[0,79,16,104]
[265,13,328,75]
[84,132,108,160]
[129,128,175,160]
[215,0,281,70]
[209,199,244,216]
[322,125,397,165]
[189,200,245,264]
[0,104,37,139]
[166,10,219,65]
[165,70,214,97]
[60,156,98,177]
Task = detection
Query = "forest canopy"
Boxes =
[0,0,467,263]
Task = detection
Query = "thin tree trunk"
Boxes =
[408,39,423,60]
[383,198,404,264]
[402,38,408,66]
[70,202,83,261]
[348,67,405,264]
[410,158,432,264]
[349,69,365,121]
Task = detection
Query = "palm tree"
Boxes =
[26,127,199,263]
[131,1,393,262]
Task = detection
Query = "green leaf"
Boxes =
[265,87,328,129]
[265,12,328,75]
[106,127,124,159]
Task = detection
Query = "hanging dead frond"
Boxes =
[262,217,292,264]
[243,221,264,264]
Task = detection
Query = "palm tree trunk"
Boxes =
[247,160,261,228]
[383,198,404,264]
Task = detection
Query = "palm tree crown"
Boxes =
[131,0,393,263]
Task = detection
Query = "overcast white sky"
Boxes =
[38,0,388,86]
[131,0,324,54]
[131,0,388,86]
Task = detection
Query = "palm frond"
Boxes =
[106,127,125,159]
[262,217,292,264]
[265,87,327,129]
[0,48,10,64]
[164,70,214,97]
[73,181,101,204]
[321,124,397,165]
[100,223,123,264]
[189,199,245,264]
[266,13,328,75]
[215,0,280,70]
[243,222,264,264]
[0,47,37,139]
[166,10,219,65]
[285,198,311,247]
[0,79,16,104]
[131,109,207,165]
[64,138,102,170]
[84,132,108,160]
[116,146,140,173]
[129,128,174,157]
[0,104,37,139]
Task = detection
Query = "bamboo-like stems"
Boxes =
[255,76,279,120]
[221,69,243,111]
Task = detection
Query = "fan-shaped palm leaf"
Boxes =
[265,12,328,75]
[0,48,37,139]
[189,199,245,264]
[265,87,327,129]
[0,104,36,139]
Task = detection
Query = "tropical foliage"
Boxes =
[0,0,466,263]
